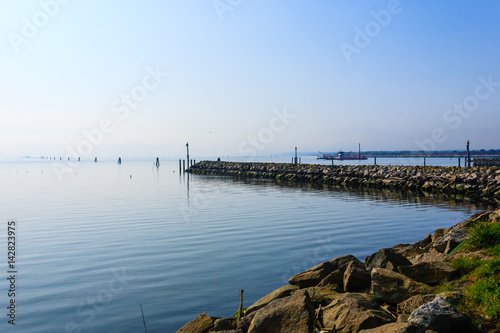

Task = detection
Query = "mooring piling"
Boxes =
[118,157,122,164]
[155,157,160,168]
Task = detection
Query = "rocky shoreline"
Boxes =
[178,161,500,332]
[177,209,500,333]
[187,161,500,204]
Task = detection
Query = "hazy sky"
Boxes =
[1,1,499,158]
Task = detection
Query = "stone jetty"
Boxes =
[178,161,500,332]
[188,161,500,204]
[177,209,500,333]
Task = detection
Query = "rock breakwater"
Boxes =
[177,209,500,333]
[188,161,500,204]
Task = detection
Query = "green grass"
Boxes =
[433,281,456,294]
[452,219,500,330]
[463,220,500,251]
[484,244,500,257]
[452,256,482,274]
[460,275,500,320]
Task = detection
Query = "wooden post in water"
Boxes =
[179,159,182,172]
[186,142,190,169]
[118,157,122,164]
[155,157,160,168]
[238,289,244,322]
[182,160,186,172]
[94,157,97,163]
[467,140,471,168]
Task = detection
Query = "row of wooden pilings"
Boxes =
[179,159,196,173]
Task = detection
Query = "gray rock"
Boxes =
[317,270,344,291]
[177,313,213,333]
[397,261,459,285]
[298,286,340,307]
[322,293,394,332]
[247,290,314,333]
[245,285,299,315]
[365,248,413,272]
[343,260,371,292]
[288,255,358,288]
[358,322,423,333]
[431,228,467,254]
[407,253,446,265]
[408,297,471,333]
[370,268,432,304]
[212,318,236,331]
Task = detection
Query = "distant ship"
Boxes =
[317,151,367,160]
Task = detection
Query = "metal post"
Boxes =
[294,147,298,164]
[358,143,361,160]
[186,142,190,169]
[374,157,377,165]
[458,157,461,167]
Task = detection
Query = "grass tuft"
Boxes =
[464,221,500,251]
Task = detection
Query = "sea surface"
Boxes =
[0,157,488,332]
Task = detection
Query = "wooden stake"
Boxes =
[238,289,244,322]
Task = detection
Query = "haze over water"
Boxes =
[0,159,489,332]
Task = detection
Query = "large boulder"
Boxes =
[370,268,432,304]
[431,228,467,254]
[300,286,340,307]
[408,297,472,333]
[212,318,236,331]
[407,253,446,265]
[365,248,413,272]
[397,292,465,320]
[343,260,371,292]
[288,255,358,288]
[397,261,459,285]
[177,313,213,333]
[358,322,423,333]
[245,285,299,315]
[321,293,394,332]
[317,270,344,291]
[247,290,314,333]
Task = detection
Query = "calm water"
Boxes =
[0,158,486,332]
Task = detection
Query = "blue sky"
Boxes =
[1,0,499,158]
